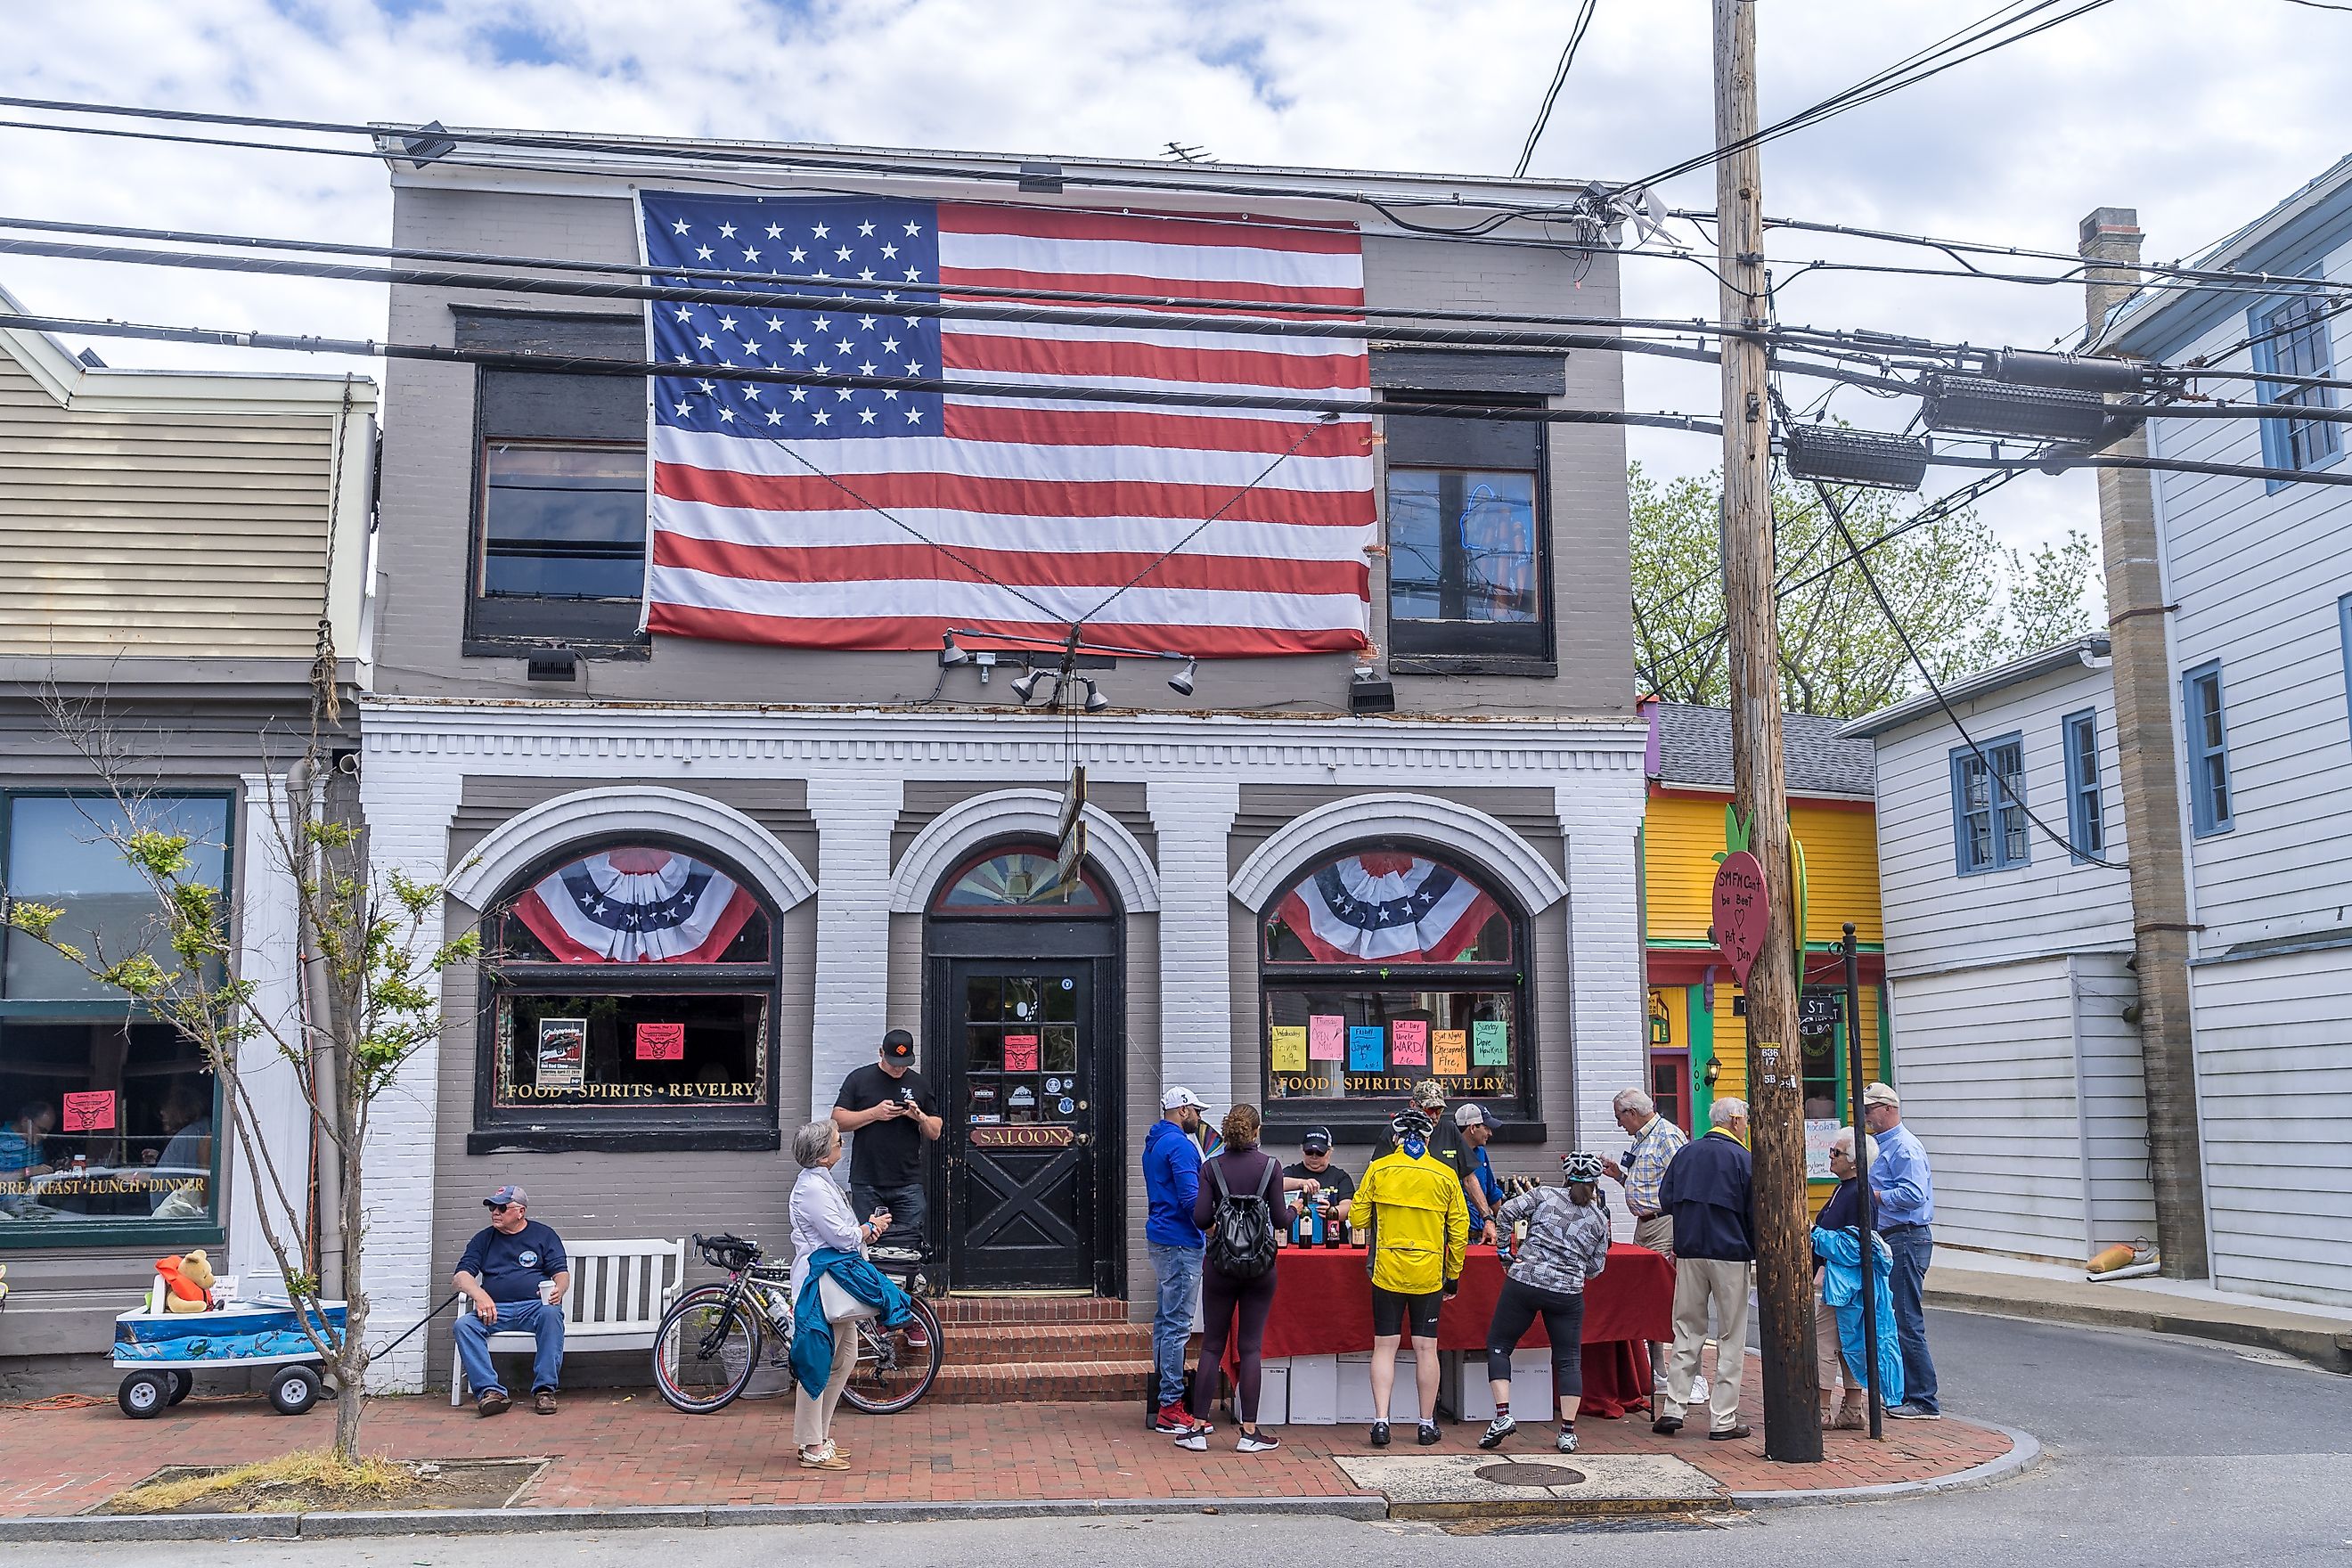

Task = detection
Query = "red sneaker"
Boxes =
[1152,1402,1212,1434]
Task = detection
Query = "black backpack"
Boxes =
[1205,1156,1280,1279]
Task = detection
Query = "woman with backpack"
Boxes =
[1180,1103,1311,1453]
[1477,1150,1614,1455]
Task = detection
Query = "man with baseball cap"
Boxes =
[1144,1086,1213,1434]
[832,1028,944,1258]
[452,1185,570,1417]
[1862,1082,1940,1418]
[1286,1128,1356,1236]
[1453,1104,1504,1244]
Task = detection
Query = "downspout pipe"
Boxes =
[286,756,345,1300]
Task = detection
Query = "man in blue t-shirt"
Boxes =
[453,1184,571,1417]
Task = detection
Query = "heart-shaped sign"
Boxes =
[1711,850,1769,985]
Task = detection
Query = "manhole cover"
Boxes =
[1474,1462,1586,1487]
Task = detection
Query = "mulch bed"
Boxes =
[91,1458,544,1515]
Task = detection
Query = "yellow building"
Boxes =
[1638,702,1890,1213]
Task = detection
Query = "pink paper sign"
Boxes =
[634,1022,686,1061]
[1005,1033,1041,1073]
[1711,851,1770,985]
[62,1090,116,1132]
[1391,1018,1429,1066]
[1307,1015,1345,1061]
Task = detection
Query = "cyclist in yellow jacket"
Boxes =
[1355,1108,1470,1446]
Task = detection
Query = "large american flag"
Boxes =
[638,191,1375,656]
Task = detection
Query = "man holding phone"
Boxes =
[831,1029,943,1254]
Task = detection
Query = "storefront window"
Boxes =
[477,842,778,1149]
[1799,989,1843,1121]
[1260,847,1528,1116]
[1,792,230,1241]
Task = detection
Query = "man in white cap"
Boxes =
[1862,1082,1940,1418]
[1143,1086,1212,1436]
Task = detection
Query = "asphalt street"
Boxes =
[13,1308,2349,1568]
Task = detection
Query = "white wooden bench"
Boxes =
[449,1237,687,1405]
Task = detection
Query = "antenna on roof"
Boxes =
[1163,141,1211,163]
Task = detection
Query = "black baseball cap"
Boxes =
[1301,1128,1333,1154]
[881,1029,915,1060]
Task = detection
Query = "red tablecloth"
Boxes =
[1245,1244,1675,1418]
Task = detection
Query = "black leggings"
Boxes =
[1484,1278,1586,1398]
[1191,1263,1278,1424]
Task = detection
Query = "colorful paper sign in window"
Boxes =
[1433,1028,1468,1077]
[1391,1018,1429,1066]
[1347,1025,1385,1072]
[1471,1018,1508,1066]
[61,1090,116,1132]
[1308,1015,1345,1061]
[1270,1025,1309,1074]
[1005,1033,1041,1073]
[634,1022,686,1061]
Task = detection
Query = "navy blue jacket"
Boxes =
[1659,1129,1754,1262]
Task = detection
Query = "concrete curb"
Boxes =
[1927,1286,2352,1375]
[0,1494,1388,1541]
[1730,1418,2041,1509]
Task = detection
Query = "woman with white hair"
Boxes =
[788,1118,894,1470]
[1812,1126,1879,1430]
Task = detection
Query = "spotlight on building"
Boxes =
[1923,373,2111,445]
[1783,425,1929,492]
[939,633,970,666]
[1078,678,1111,714]
[1009,667,1058,705]
[1168,657,1196,697]
[1349,666,1396,715]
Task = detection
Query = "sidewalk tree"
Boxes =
[1630,461,2102,719]
[0,671,475,1462]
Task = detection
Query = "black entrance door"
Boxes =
[943,960,1102,1292]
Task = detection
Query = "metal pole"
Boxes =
[1715,0,1820,1462]
[1843,923,1883,1440]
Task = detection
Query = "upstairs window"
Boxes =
[2250,294,2342,485]
[2063,709,2104,862]
[1950,734,2028,874]
[460,312,649,652]
[1379,389,1554,671]
[2183,662,2234,837]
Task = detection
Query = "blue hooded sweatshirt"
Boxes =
[1142,1118,1205,1250]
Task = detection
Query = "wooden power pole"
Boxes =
[1712,0,1821,1462]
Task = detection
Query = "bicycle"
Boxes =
[650,1233,943,1416]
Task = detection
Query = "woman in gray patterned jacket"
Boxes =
[1478,1150,1613,1453]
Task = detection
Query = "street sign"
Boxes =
[1711,849,1769,984]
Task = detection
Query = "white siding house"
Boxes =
[1845,641,2153,1265]
[1851,159,2352,1309]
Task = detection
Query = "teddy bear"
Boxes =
[155,1250,216,1313]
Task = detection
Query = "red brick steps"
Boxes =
[929,1294,1151,1403]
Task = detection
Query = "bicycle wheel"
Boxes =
[843,1295,943,1415]
[652,1285,763,1414]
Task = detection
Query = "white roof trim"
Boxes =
[445,785,816,912]
[1,282,378,412]
[886,788,1161,914]
[1226,792,1567,914]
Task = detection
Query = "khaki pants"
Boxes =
[793,1322,859,1450]
[1633,1213,1675,1389]
[1814,1292,1850,1393]
[1659,1257,1750,1433]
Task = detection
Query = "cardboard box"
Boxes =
[1455,1346,1558,1421]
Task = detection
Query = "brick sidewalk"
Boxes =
[2,1361,2014,1518]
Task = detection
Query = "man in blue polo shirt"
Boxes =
[453,1184,571,1417]
[1863,1083,1940,1418]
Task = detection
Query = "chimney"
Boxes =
[2078,206,2143,338]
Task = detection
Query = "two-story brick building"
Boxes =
[355,135,1650,1390]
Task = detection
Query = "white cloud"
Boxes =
[2,0,2345,553]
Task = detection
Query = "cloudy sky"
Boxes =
[4,0,2348,555]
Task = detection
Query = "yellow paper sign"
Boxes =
[1270,1025,1309,1074]
[1433,1029,1468,1077]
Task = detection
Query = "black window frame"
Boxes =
[470,834,781,1153]
[1255,838,1540,1144]
[1379,393,1556,674]
[0,787,233,1251]
[457,309,651,659]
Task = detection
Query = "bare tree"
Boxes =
[1,665,475,1460]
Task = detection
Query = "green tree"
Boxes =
[1630,462,2103,719]
[2,674,477,1463]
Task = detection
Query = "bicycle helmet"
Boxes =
[1563,1150,1605,1185]
[1391,1108,1434,1142]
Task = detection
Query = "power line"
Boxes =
[1513,0,1598,180]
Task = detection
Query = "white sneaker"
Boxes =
[1237,1431,1281,1453]
[1556,1425,1579,1454]
[1691,1376,1711,1402]
[1173,1429,1209,1451]
[1478,1414,1516,1450]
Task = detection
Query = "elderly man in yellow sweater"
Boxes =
[1354,1107,1470,1448]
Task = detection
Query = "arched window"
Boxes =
[1259,846,1528,1120]
[928,846,1112,917]
[477,842,778,1149]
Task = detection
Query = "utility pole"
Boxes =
[1712,0,1820,1462]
